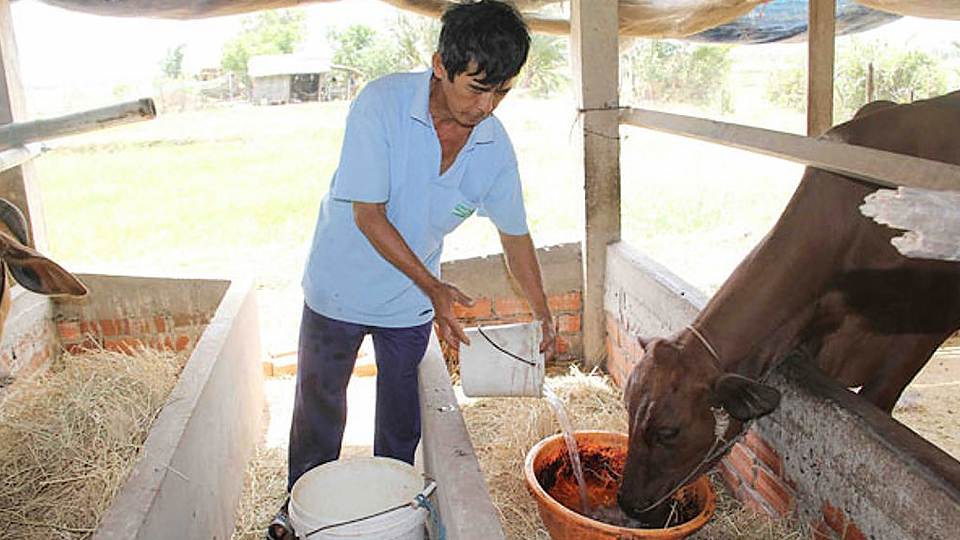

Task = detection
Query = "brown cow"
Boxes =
[0,198,87,335]
[617,91,960,523]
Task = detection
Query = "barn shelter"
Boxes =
[247,54,363,105]
[3,2,960,540]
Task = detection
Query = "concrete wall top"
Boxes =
[762,356,960,540]
[441,242,582,299]
[418,334,506,540]
[55,272,231,321]
[604,241,707,340]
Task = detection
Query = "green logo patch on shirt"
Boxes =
[452,203,476,219]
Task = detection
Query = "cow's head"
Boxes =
[0,199,87,331]
[617,333,780,523]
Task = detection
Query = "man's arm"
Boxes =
[498,231,558,362]
[353,201,473,347]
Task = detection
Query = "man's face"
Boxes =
[433,54,514,127]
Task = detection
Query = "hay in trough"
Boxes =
[460,364,807,540]
[0,346,187,539]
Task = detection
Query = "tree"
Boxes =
[518,34,569,97]
[327,24,404,81]
[221,9,307,86]
[767,38,948,120]
[621,40,733,111]
[160,44,186,79]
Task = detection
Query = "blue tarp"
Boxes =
[687,0,901,44]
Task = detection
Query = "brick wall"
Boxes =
[452,289,582,359]
[56,313,208,355]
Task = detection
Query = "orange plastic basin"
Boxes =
[523,430,715,540]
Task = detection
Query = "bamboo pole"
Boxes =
[0,143,40,174]
[0,98,156,150]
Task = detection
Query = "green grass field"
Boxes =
[33,93,805,354]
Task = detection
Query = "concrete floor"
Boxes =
[262,337,378,456]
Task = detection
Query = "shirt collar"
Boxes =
[411,68,495,145]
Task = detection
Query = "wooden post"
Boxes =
[807,0,836,136]
[0,0,47,250]
[571,0,620,368]
[866,62,875,103]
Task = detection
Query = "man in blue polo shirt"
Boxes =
[268,2,557,537]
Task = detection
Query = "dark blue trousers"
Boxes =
[287,304,432,492]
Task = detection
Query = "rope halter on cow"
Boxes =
[686,324,722,372]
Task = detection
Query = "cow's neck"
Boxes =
[693,173,867,380]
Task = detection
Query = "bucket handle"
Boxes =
[301,479,444,539]
[476,326,536,366]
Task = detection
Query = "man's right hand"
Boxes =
[429,281,473,351]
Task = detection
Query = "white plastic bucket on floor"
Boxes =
[460,321,544,397]
[289,456,428,540]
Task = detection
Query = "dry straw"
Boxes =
[0,346,187,539]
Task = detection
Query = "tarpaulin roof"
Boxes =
[18,0,960,41]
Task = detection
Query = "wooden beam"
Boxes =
[571,0,620,369]
[0,98,157,150]
[620,107,960,192]
[0,0,47,249]
[807,0,836,136]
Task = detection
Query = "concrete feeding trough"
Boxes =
[1,272,264,540]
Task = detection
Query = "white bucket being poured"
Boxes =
[460,321,544,397]
[288,456,430,540]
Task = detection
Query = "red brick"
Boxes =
[557,314,580,333]
[548,291,581,312]
[605,314,621,348]
[815,522,841,540]
[453,299,492,319]
[754,465,794,517]
[724,443,757,486]
[717,461,743,496]
[821,500,846,535]
[556,336,570,355]
[494,297,530,317]
[79,321,95,335]
[58,322,82,341]
[174,335,191,351]
[843,521,868,540]
[744,430,783,476]
[99,319,120,336]
[154,316,168,333]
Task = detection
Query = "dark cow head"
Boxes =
[0,198,87,332]
[617,334,780,523]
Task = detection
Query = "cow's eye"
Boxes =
[654,427,679,444]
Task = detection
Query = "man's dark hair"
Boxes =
[437,0,530,86]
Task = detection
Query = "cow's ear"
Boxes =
[713,373,781,422]
[0,231,87,297]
